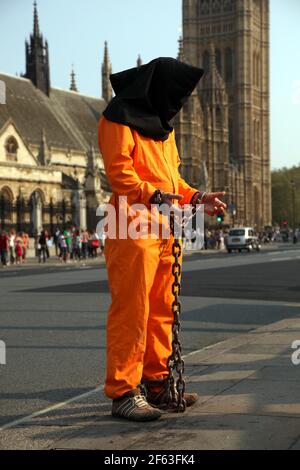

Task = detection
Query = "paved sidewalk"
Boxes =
[1,315,300,450]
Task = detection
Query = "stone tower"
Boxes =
[25,1,50,96]
[182,0,271,227]
[102,41,113,103]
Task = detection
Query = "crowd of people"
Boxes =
[0,226,105,267]
[0,225,299,267]
[37,227,105,263]
[0,229,29,267]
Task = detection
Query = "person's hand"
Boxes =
[193,191,227,216]
[159,192,183,207]
[149,190,183,218]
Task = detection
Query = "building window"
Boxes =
[225,47,233,82]
[256,54,260,88]
[223,0,234,12]
[257,120,261,156]
[199,0,210,16]
[203,50,210,73]
[5,136,18,161]
[0,187,13,228]
[215,48,222,74]
[229,118,234,157]
[253,52,257,87]
[212,0,222,14]
[253,119,261,155]
[216,106,222,128]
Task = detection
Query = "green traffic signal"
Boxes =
[216,214,224,223]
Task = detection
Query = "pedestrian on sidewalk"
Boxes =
[58,233,68,263]
[38,229,47,263]
[90,230,100,258]
[80,229,89,259]
[72,229,81,261]
[9,228,16,265]
[63,228,72,261]
[21,231,29,263]
[44,229,50,259]
[98,57,227,422]
[0,230,9,267]
[14,235,23,265]
[53,227,61,256]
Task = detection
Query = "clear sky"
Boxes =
[0,0,299,170]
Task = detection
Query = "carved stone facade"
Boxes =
[175,0,271,227]
[0,2,111,235]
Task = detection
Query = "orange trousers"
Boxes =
[104,235,181,399]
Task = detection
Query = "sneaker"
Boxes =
[112,388,162,422]
[143,379,199,411]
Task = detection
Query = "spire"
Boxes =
[25,2,50,95]
[137,55,142,67]
[102,41,113,102]
[201,42,228,107]
[177,36,184,61]
[70,65,78,92]
[33,1,40,37]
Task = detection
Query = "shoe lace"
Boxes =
[132,395,148,408]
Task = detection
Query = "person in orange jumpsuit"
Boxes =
[98,58,226,421]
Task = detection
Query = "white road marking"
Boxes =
[270,257,292,262]
[0,385,104,432]
[182,339,227,358]
[0,339,226,432]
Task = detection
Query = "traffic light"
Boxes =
[216,213,224,224]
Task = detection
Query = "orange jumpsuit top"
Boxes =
[98,116,198,213]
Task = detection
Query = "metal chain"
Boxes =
[167,211,186,412]
[152,190,199,412]
[168,199,201,411]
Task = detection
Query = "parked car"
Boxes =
[226,227,261,253]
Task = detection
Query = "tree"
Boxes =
[272,165,300,226]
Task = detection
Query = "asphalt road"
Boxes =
[0,245,300,434]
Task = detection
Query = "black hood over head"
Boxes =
[103,57,204,141]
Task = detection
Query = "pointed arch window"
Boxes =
[5,136,18,161]
[0,187,13,228]
[253,52,257,87]
[229,118,234,158]
[215,49,222,74]
[203,50,210,73]
[216,107,222,129]
[199,0,210,16]
[223,0,234,12]
[256,54,260,88]
[225,47,233,82]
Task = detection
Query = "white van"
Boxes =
[226,227,261,253]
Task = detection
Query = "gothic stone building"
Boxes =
[175,0,271,227]
[0,3,111,235]
[0,0,271,235]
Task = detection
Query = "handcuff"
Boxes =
[150,189,207,206]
